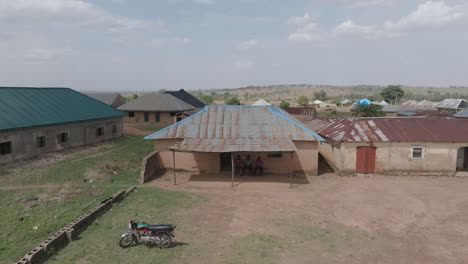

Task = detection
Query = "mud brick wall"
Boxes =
[140,151,161,183]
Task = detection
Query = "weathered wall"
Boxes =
[318,141,341,172]
[153,139,318,175]
[0,117,122,164]
[122,111,178,126]
[320,141,468,176]
[140,151,161,183]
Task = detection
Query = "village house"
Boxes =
[165,89,205,108]
[84,92,126,108]
[307,118,468,176]
[435,99,468,114]
[144,105,324,177]
[0,87,125,164]
[118,93,196,126]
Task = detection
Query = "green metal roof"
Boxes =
[0,87,125,131]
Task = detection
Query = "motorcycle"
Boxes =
[119,219,176,248]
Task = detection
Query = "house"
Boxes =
[283,106,317,121]
[382,104,436,117]
[307,118,468,176]
[252,99,271,106]
[0,87,125,164]
[84,92,126,108]
[436,99,468,114]
[454,109,468,118]
[165,89,205,108]
[118,93,195,126]
[144,105,324,176]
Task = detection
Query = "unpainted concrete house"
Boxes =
[119,90,204,127]
[308,118,468,176]
[144,105,324,175]
[0,87,125,164]
[84,92,126,108]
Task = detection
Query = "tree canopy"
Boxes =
[200,95,214,104]
[353,104,385,117]
[313,90,328,101]
[279,100,290,108]
[296,96,310,106]
[380,85,405,104]
[225,96,241,105]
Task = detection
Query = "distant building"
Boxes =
[118,93,195,126]
[0,87,125,164]
[307,118,468,176]
[165,89,206,108]
[283,107,317,121]
[436,99,468,114]
[144,105,324,175]
[252,99,271,106]
[84,92,126,108]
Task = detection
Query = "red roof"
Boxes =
[313,118,468,143]
[283,107,316,115]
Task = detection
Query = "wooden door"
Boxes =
[356,147,376,174]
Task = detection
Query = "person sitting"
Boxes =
[234,155,243,177]
[242,155,253,175]
[254,156,264,175]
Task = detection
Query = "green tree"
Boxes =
[279,100,290,108]
[380,85,405,104]
[225,96,241,105]
[296,96,310,106]
[353,104,385,117]
[313,90,328,101]
[200,95,214,104]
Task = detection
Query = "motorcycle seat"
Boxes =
[148,224,174,231]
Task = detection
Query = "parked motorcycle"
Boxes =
[119,219,176,248]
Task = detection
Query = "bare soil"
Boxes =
[150,172,468,264]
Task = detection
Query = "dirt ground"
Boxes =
[150,172,468,264]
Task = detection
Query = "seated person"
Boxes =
[254,156,264,175]
[242,155,253,175]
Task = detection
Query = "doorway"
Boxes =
[220,153,232,171]
[356,146,376,174]
[456,147,468,171]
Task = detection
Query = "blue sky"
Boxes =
[0,0,467,91]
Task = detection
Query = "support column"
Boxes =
[172,151,176,185]
[290,152,293,189]
[231,153,234,187]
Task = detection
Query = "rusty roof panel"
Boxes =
[313,118,468,143]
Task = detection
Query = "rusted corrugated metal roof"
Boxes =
[313,118,468,143]
[145,105,324,152]
[283,107,316,115]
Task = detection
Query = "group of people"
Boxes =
[234,155,264,176]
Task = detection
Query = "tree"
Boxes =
[380,85,405,104]
[313,90,328,101]
[353,104,385,117]
[200,95,214,104]
[296,96,310,106]
[279,100,290,108]
[225,96,241,105]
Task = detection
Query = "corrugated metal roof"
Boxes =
[284,107,316,116]
[0,87,125,131]
[314,118,468,143]
[454,109,468,118]
[84,92,120,105]
[145,105,324,152]
[165,89,205,108]
[436,99,468,109]
[382,104,435,113]
[118,93,195,112]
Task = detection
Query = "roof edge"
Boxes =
[269,105,325,141]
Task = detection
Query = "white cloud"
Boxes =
[288,13,311,25]
[288,22,322,42]
[235,61,254,70]
[384,1,464,31]
[334,20,397,38]
[239,39,258,50]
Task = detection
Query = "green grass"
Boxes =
[46,187,204,264]
[135,125,167,132]
[0,136,154,264]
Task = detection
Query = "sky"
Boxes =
[0,0,467,91]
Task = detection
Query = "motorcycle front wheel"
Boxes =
[119,233,134,248]
[157,233,172,248]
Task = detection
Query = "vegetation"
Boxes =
[313,90,328,101]
[279,100,290,108]
[380,85,405,104]
[353,104,385,117]
[296,96,310,106]
[199,95,214,104]
[0,137,153,263]
[124,94,138,102]
[225,96,241,105]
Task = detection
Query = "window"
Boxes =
[170,112,176,116]
[36,136,46,148]
[112,125,117,135]
[144,112,149,122]
[155,112,160,122]
[57,132,69,144]
[96,127,104,137]
[0,141,12,155]
[411,146,424,159]
[267,153,283,158]
[128,112,135,117]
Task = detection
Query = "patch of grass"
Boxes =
[223,234,284,264]
[46,187,204,264]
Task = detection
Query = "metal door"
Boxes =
[356,147,376,174]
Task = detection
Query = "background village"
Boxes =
[2,85,468,264]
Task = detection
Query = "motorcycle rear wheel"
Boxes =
[119,234,134,248]
[157,233,172,248]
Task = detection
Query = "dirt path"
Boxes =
[149,172,468,263]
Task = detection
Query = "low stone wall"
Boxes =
[140,151,161,183]
[16,187,136,264]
